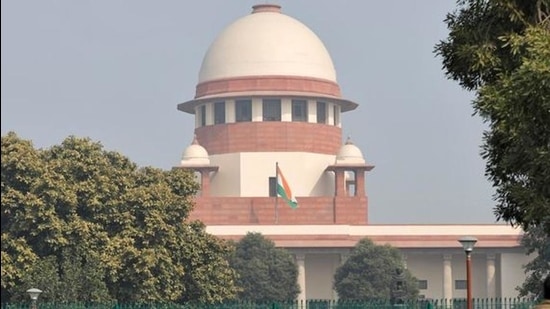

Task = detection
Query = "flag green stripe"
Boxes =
[277,184,298,208]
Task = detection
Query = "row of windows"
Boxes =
[259,99,308,122]
[197,99,340,127]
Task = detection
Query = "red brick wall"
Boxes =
[195,122,342,155]
[195,75,341,98]
[188,196,368,225]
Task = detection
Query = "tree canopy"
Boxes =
[333,238,419,302]
[1,132,238,304]
[229,232,300,302]
[435,0,550,233]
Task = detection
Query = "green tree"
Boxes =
[12,256,64,303]
[1,132,44,301]
[333,238,419,301]
[434,0,550,234]
[518,224,550,296]
[1,132,238,303]
[229,232,300,302]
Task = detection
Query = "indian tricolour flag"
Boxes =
[276,164,298,209]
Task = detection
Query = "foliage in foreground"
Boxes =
[0,297,538,309]
[435,0,550,233]
[333,238,419,301]
[229,232,300,302]
[435,0,550,296]
[1,132,238,304]
[518,224,550,297]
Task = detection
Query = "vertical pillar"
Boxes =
[296,254,306,304]
[466,252,473,309]
[354,170,366,197]
[331,254,340,300]
[200,169,210,197]
[443,254,453,300]
[334,253,349,301]
[334,169,346,196]
[486,253,496,298]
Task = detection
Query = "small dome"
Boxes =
[336,137,365,164]
[198,4,337,83]
[180,136,210,166]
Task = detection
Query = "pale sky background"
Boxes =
[1,1,500,224]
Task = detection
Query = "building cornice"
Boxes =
[204,224,523,249]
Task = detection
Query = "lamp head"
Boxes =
[458,236,478,253]
[26,288,42,300]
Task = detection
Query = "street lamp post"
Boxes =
[26,288,42,309]
[458,236,477,309]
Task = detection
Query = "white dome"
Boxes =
[180,137,210,166]
[336,138,365,164]
[198,4,337,83]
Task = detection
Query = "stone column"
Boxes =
[443,254,453,300]
[334,169,346,196]
[199,170,210,197]
[486,253,496,298]
[333,253,350,301]
[332,254,341,300]
[177,166,218,197]
[296,254,306,304]
[354,170,366,197]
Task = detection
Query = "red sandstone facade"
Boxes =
[188,196,369,225]
[195,122,342,155]
[195,75,342,98]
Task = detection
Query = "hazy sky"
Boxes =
[1,1,500,225]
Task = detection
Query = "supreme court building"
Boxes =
[176,4,529,300]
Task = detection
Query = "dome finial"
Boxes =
[252,4,281,14]
[192,134,199,145]
[345,136,353,145]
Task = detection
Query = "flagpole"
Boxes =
[275,161,279,224]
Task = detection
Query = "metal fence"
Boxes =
[0,298,537,309]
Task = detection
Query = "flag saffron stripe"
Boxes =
[277,165,298,208]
